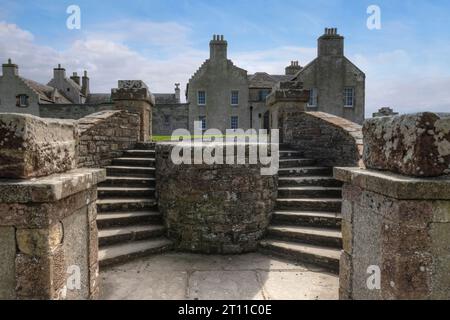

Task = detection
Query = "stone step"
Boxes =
[273,211,342,229]
[97,211,162,228]
[276,198,342,212]
[279,150,303,159]
[134,142,156,150]
[98,225,166,246]
[267,225,342,248]
[278,187,342,198]
[112,157,155,167]
[259,239,340,274]
[100,176,156,188]
[278,167,333,177]
[99,238,173,268]
[98,187,155,198]
[97,198,157,213]
[279,158,316,168]
[278,176,342,188]
[123,150,155,158]
[106,166,155,178]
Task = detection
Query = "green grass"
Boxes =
[152,134,264,142]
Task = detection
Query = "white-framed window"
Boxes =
[343,87,355,107]
[308,88,318,107]
[17,94,29,107]
[198,90,206,105]
[230,116,239,130]
[259,89,270,102]
[231,90,239,106]
[199,116,207,130]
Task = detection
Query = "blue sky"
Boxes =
[1,0,449,116]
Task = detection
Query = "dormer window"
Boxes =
[16,94,29,107]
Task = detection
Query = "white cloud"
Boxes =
[351,50,450,117]
[233,46,316,74]
[0,21,311,100]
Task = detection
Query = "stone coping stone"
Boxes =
[363,112,450,177]
[0,168,106,203]
[334,167,450,200]
[0,113,77,179]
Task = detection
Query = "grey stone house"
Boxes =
[186,35,250,132]
[0,59,114,118]
[1,28,365,135]
[293,28,366,124]
[0,59,71,116]
[186,30,365,132]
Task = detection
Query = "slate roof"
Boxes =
[248,73,295,88]
[21,77,71,104]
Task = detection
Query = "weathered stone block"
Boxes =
[15,248,65,299]
[16,223,63,256]
[339,251,352,300]
[0,226,16,299]
[0,113,76,178]
[363,112,450,177]
[337,167,450,300]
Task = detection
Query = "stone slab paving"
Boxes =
[100,253,338,300]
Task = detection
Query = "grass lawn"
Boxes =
[152,134,265,142]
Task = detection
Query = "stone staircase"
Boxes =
[259,148,343,273]
[96,143,172,267]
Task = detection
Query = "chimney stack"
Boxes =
[318,27,344,57]
[175,83,181,103]
[285,60,302,75]
[210,34,228,60]
[2,58,18,77]
[81,70,90,96]
[53,64,66,80]
[71,72,80,85]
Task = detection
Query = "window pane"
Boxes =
[259,90,270,102]
[198,91,206,105]
[198,116,206,130]
[231,116,239,129]
[344,88,354,106]
[231,91,239,105]
[308,88,317,106]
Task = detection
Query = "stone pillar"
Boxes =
[336,113,450,300]
[111,80,155,142]
[0,114,106,300]
[266,81,309,142]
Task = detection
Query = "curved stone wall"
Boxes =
[283,111,363,167]
[76,110,140,168]
[156,141,278,254]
